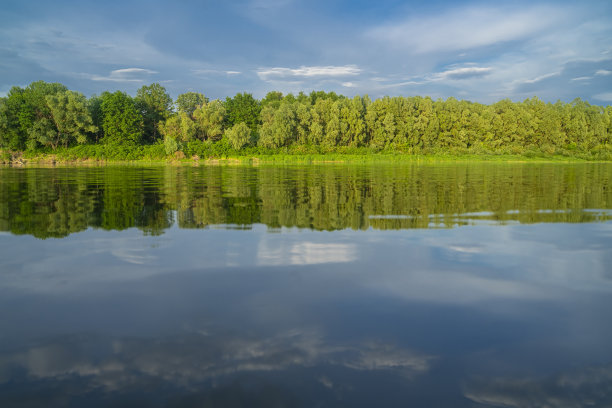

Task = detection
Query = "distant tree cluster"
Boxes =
[1,80,611,156]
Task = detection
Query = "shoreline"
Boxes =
[1,152,608,167]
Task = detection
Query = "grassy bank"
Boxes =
[2,140,611,166]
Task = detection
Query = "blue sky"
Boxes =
[1,0,611,104]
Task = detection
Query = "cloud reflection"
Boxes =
[465,364,612,407]
[257,239,356,266]
[0,330,432,399]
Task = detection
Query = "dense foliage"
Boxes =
[1,81,612,159]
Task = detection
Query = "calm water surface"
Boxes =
[0,163,611,407]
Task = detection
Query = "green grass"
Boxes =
[3,140,611,166]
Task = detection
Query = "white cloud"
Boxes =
[366,66,491,92]
[366,6,564,54]
[571,76,592,81]
[111,68,157,75]
[377,80,422,89]
[88,76,140,83]
[257,65,361,81]
[1,2,609,103]
[87,67,157,83]
[192,69,242,76]
[593,92,612,101]
[520,71,561,84]
[432,66,492,81]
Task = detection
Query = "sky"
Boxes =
[0,0,611,104]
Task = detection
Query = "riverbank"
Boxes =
[2,153,606,167]
[2,143,611,166]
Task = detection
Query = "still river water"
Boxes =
[0,163,611,407]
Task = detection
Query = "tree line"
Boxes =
[1,80,611,157]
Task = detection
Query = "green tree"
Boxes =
[309,98,333,146]
[295,102,312,145]
[414,97,439,150]
[225,122,251,150]
[176,92,207,116]
[339,96,366,147]
[0,81,68,150]
[2,79,612,158]
[87,94,105,143]
[45,90,97,149]
[261,91,283,109]
[100,91,144,145]
[309,90,340,104]
[366,98,390,149]
[604,106,612,146]
[224,92,261,134]
[193,100,226,141]
[258,102,296,148]
[136,83,173,143]
[160,111,197,143]
[0,96,17,149]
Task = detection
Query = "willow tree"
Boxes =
[225,122,251,150]
[340,96,367,147]
[193,100,226,141]
[366,98,394,150]
[295,102,312,145]
[160,112,197,142]
[45,90,97,149]
[258,102,296,148]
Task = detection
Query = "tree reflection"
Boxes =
[1,164,610,238]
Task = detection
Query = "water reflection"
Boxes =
[1,163,611,238]
[4,332,609,407]
[1,164,611,406]
[0,331,431,388]
[465,364,612,407]
[257,240,357,265]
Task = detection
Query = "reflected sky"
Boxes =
[0,165,611,406]
[1,220,612,406]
